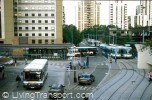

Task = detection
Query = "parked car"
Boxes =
[78,73,95,85]
[4,59,14,65]
[48,84,65,99]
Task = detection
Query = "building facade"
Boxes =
[77,0,100,32]
[0,0,63,45]
[109,2,128,30]
[140,0,152,26]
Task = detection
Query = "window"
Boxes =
[38,40,42,44]
[32,33,35,36]
[25,0,28,2]
[38,13,41,16]
[51,7,54,10]
[25,20,28,23]
[38,20,41,23]
[45,27,48,30]
[38,27,41,30]
[51,0,54,3]
[32,13,35,16]
[25,13,28,16]
[45,33,48,36]
[14,33,18,36]
[32,20,35,23]
[45,14,48,16]
[32,27,35,30]
[45,20,48,23]
[31,7,35,10]
[18,20,22,23]
[25,7,28,10]
[19,27,22,30]
[45,40,48,44]
[51,20,54,24]
[14,27,17,30]
[38,33,42,36]
[25,27,28,30]
[51,27,55,30]
[51,33,54,36]
[51,13,54,17]
[32,40,35,44]
[19,33,22,36]
[38,0,41,2]
[25,33,28,36]
[51,40,54,44]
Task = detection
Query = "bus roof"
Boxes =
[24,59,48,71]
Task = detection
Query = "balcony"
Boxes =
[14,29,55,32]
[17,9,55,12]
[17,16,55,18]
[17,2,55,5]
[14,23,55,25]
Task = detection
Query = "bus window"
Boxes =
[24,72,41,81]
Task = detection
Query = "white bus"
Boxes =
[23,59,48,89]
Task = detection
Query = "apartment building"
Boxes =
[128,16,137,28]
[109,2,128,30]
[0,0,63,44]
[140,0,152,26]
[77,0,100,32]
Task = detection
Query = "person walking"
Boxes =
[14,57,17,67]
[25,58,27,65]
[16,75,21,87]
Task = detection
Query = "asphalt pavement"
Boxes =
[90,58,152,100]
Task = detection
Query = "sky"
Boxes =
[63,1,140,26]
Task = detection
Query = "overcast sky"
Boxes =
[63,1,140,25]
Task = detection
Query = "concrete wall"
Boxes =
[135,44,152,69]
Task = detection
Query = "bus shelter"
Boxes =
[0,44,72,60]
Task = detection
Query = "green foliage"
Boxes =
[142,39,152,54]
[63,24,82,46]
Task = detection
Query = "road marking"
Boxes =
[86,87,92,90]
[73,86,96,91]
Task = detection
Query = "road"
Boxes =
[0,56,108,100]
[90,59,152,100]
[64,56,108,100]
[1,56,150,100]
[0,61,69,100]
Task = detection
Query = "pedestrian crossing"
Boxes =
[68,85,96,91]
[49,61,69,66]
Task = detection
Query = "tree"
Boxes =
[63,24,82,46]
[142,39,152,54]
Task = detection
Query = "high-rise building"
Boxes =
[109,2,128,30]
[140,0,152,26]
[0,0,63,44]
[128,4,148,28]
[77,0,100,32]
[128,16,137,28]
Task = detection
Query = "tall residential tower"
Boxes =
[77,0,100,32]
[109,1,128,30]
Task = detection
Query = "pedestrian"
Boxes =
[14,57,17,67]
[25,58,27,65]
[16,75,21,87]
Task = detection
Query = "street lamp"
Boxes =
[73,46,77,83]
[115,47,117,63]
